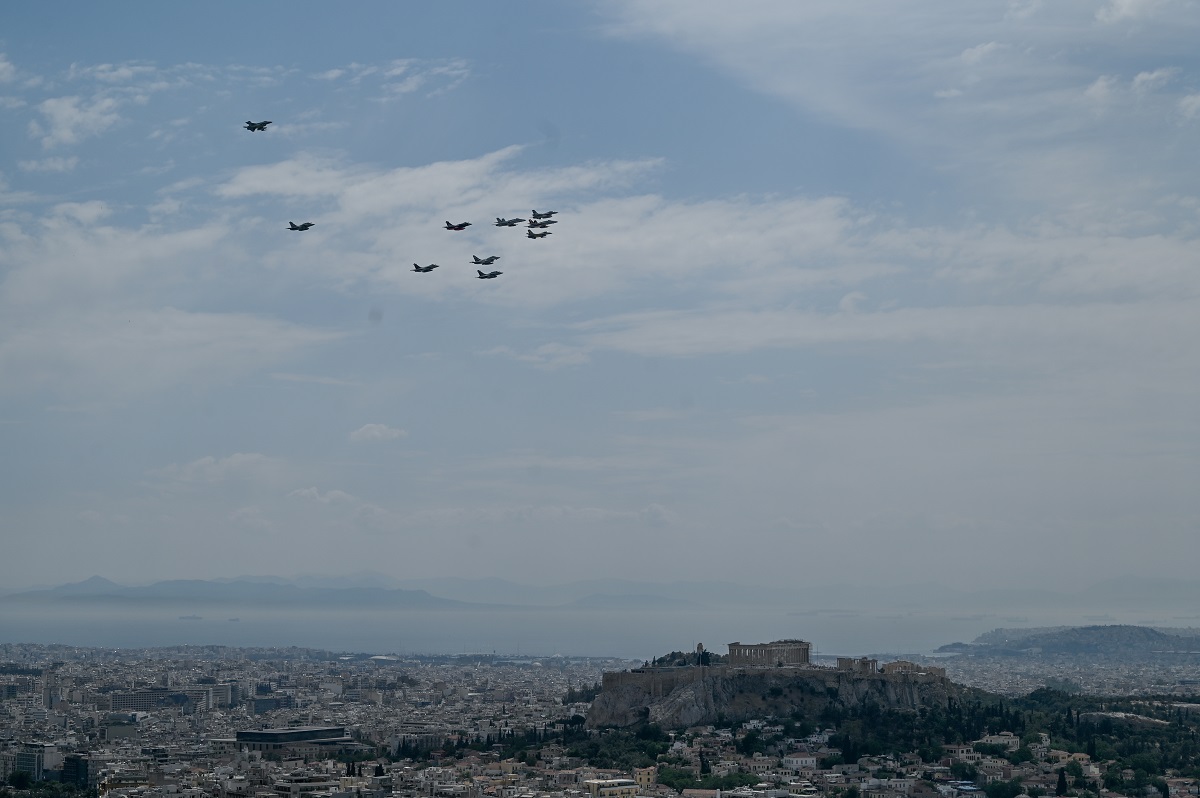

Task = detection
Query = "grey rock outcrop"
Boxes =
[586,666,960,729]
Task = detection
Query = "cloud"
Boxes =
[600,1,1200,213]
[1084,75,1117,105]
[270,372,361,387]
[150,453,282,485]
[306,57,471,98]
[17,156,79,173]
[0,198,346,401]
[29,95,121,148]
[288,487,359,504]
[0,306,343,401]
[0,54,16,84]
[69,62,159,83]
[960,42,1003,65]
[1132,67,1178,93]
[1095,0,1165,23]
[1179,93,1200,119]
[348,424,407,442]
[482,343,590,370]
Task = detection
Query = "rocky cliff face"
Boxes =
[586,667,960,729]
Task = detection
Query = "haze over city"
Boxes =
[3,1,1200,629]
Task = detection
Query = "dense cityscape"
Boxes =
[2,638,1198,798]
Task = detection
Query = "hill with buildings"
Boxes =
[586,659,961,729]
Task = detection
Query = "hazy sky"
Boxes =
[2,1,1199,593]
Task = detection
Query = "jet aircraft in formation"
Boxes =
[248,119,562,285]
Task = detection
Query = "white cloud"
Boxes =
[960,42,1003,65]
[288,487,359,504]
[601,1,1200,213]
[150,453,281,485]
[0,54,16,83]
[306,57,470,98]
[1179,93,1200,119]
[0,308,342,400]
[1132,67,1178,93]
[483,343,591,370]
[30,95,121,148]
[18,156,79,173]
[1096,0,1165,23]
[348,423,407,442]
[70,62,158,83]
[1084,75,1117,104]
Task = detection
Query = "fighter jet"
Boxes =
[476,270,502,279]
[471,255,500,266]
[494,217,526,227]
[445,221,472,231]
[526,230,552,239]
[412,263,440,273]
[531,209,557,219]
[244,121,272,132]
[288,221,315,231]
[527,219,557,228]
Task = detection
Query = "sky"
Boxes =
[2,0,1200,594]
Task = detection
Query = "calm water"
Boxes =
[0,603,1173,658]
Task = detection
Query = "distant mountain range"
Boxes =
[0,576,467,609]
[2,573,1198,616]
[937,624,1200,656]
[0,575,716,611]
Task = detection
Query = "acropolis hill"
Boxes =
[587,641,959,729]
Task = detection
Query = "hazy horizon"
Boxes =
[3,571,1199,659]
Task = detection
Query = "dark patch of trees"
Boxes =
[563,682,602,704]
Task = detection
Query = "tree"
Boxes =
[985,780,1025,798]
[6,773,32,790]
[738,730,763,756]
[1056,768,1068,796]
